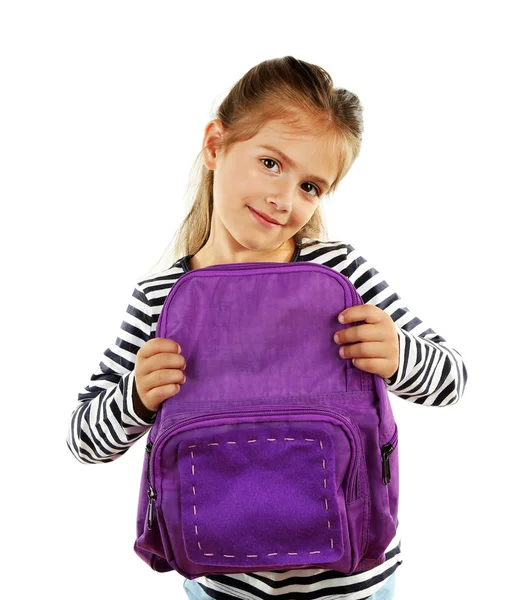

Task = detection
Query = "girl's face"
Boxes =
[201,118,338,263]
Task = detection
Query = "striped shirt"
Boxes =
[67,238,468,600]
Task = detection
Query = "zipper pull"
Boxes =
[381,443,394,485]
[147,487,157,530]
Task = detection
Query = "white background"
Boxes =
[2,1,526,598]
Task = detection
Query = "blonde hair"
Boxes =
[147,56,364,275]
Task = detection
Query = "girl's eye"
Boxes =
[260,158,321,198]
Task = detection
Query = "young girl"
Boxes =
[67,56,467,600]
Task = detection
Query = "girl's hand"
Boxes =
[133,338,187,414]
[333,305,399,380]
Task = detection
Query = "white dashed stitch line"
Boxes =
[188,435,334,558]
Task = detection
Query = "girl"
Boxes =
[67,56,467,600]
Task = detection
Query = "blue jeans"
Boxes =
[183,570,397,600]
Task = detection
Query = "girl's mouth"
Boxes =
[248,206,282,227]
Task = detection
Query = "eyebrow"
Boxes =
[258,144,330,190]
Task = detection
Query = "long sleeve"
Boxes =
[339,243,468,406]
[66,283,156,465]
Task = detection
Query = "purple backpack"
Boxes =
[134,261,399,579]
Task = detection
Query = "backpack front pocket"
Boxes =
[148,407,369,577]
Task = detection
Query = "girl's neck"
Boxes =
[188,238,297,271]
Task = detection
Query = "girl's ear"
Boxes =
[202,119,226,170]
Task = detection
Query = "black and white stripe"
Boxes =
[66,238,468,599]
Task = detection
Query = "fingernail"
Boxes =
[334,333,340,343]
[338,315,345,323]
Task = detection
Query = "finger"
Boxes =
[338,305,382,325]
[146,382,181,405]
[334,323,384,345]
[146,368,186,392]
[141,338,182,358]
[350,357,392,376]
[149,351,186,374]
[139,349,186,379]
[338,341,386,359]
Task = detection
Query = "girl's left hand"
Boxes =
[334,305,399,380]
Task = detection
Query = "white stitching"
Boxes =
[188,435,335,558]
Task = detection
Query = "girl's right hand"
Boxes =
[134,338,187,413]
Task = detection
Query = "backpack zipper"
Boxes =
[144,405,363,530]
[145,441,157,529]
[381,427,398,485]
